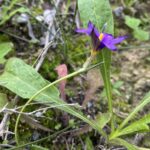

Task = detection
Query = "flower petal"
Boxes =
[76,21,127,51]
[76,21,94,35]
[94,27,100,37]
[113,36,128,44]
[88,21,94,31]
[91,29,100,50]
[99,43,105,49]
[75,28,90,35]
[101,33,117,50]
[101,33,127,51]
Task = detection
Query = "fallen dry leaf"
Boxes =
[82,68,103,107]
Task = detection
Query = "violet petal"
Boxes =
[113,36,128,44]
[75,28,90,35]
[101,33,117,50]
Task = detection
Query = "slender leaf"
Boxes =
[114,113,150,137]
[119,91,150,130]
[115,124,149,137]
[111,138,138,150]
[127,113,150,128]
[110,92,150,140]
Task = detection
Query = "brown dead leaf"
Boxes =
[82,68,103,107]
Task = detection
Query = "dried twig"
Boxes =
[0,112,10,138]
[34,0,62,70]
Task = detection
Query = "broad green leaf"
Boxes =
[134,29,149,41]
[111,138,138,150]
[95,112,111,129]
[78,0,114,127]
[78,0,113,31]
[0,58,59,103]
[125,16,141,29]
[124,16,149,41]
[0,58,105,136]
[0,42,13,59]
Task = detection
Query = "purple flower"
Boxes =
[76,21,127,52]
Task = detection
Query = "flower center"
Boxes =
[99,33,104,41]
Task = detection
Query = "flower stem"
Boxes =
[100,51,114,132]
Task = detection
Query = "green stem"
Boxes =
[15,56,104,145]
[107,80,113,131]
[91,0,114,131]
[101,51,114,131]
